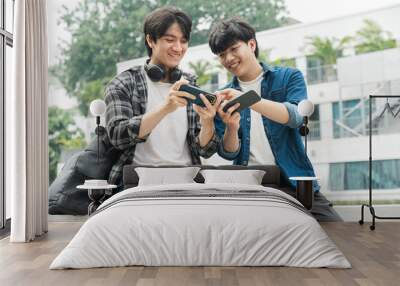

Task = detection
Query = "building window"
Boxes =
[332,99,362,138]
[332,98,378,138]
[308,104,320,140]
[329,159,400,191]
[306,56,337,85]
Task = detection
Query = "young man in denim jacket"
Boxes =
[209,17,341,221]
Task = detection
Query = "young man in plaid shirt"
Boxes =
[105,7,221,186]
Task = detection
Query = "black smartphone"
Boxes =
[222,90,261,113]
[178,84,217,107]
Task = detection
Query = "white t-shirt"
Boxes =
[238,73,275,165]
[132,74,192,165]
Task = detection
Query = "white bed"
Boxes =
[50,183,351,269]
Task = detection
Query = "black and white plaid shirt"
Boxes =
[104,66,220,185]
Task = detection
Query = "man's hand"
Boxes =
[216,90,241,153]
[216,88,242,131]
[218,100,241,131]
[192,93,223,127]
[216,88,242,101]
[162,79,196,113]
[192,92,223,148]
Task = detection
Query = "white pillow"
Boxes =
[135,167,201,186]
[200,169,266,185]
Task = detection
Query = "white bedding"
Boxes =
[50,183,351,269]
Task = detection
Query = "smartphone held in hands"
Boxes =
[179,84,217,107]
[222,90,261,113]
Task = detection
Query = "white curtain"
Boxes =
[10,0,49,242]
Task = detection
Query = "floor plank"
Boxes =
[0,221,399,286]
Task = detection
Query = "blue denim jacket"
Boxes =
[215,63,319,191]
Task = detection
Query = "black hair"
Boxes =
[208,17,259,58]
[143,6,192,57]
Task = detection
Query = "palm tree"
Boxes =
[305,36,351,83]
[354,19,397,55]
[188,60,213,86]
[306,36,351,65]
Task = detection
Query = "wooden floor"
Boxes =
[0,221,399,286]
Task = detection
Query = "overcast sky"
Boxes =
[285,0,400,23]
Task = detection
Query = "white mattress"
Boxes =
[50,183,351,269]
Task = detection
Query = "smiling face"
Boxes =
[147,22,188,70]
[217,39,260,81]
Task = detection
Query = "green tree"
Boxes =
[55,0,288,115]
[354,19,397,55]
[258,48,296,67]
[76,77,111,117]
[258,48,272,63]
[305,36,350,83]
[48,107,86,183]
[305,36,351,65]
[271,57,296,67]
[188,60,212,86]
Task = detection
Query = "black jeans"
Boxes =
[283,188,343,222]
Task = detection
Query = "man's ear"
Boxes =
[146,34,154,49]
[248,39,257,53]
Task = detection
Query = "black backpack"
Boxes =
[48,126,121,215]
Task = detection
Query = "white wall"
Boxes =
[338,48,400,87]
[308,82,340,103]
[49,4,400,201]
